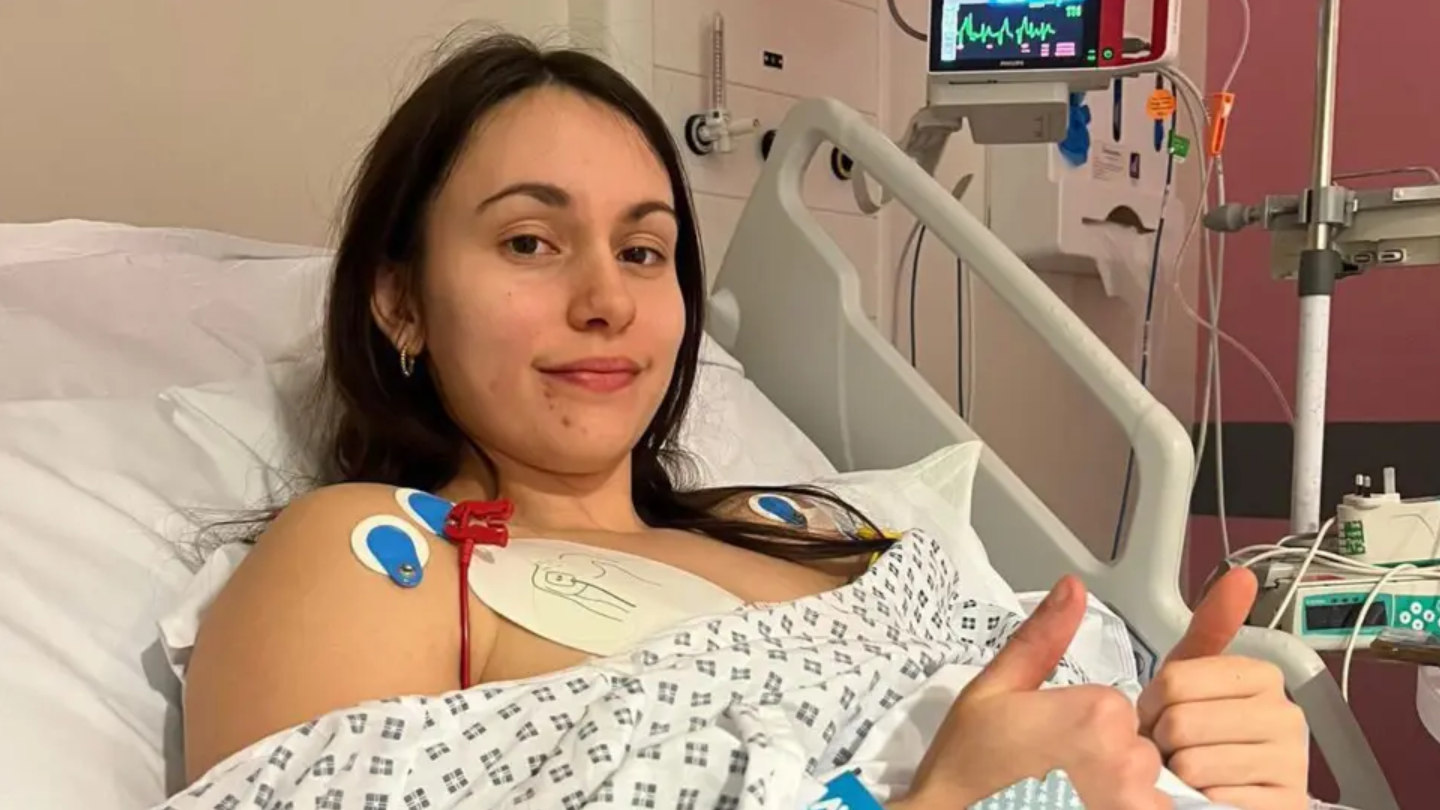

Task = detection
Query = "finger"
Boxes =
[1201,786,1308,810]
[1138,658,1288,734]
[962,575,1087,701]
[1068,739,1170,810]
[1167,568,1258,663]
[1168,743,1309,793]
[1151,697,1306,755]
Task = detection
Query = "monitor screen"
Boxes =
[929,0,1104,73]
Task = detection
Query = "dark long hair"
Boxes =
[268,34,891,564]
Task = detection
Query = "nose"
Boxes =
[567,247,637,334]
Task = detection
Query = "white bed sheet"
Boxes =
[0,220,839,809]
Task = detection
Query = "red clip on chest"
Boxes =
[442,498,514,692]
[443,498,515,548]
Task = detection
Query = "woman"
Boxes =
[183,34,1309,810]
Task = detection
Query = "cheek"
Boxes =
[648,282,688,359]
[429,286,543,389]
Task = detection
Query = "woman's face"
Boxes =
[377,86,686,478]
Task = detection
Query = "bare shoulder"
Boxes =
[260,482,422,551]
[235,483,451,598]
[183,483,485,781]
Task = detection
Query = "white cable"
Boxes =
[1225,524,1440,705]
[1159,0,1256,555]
[1262,517,1337,630]
[1158,85,1291,427]
[1159,70,1291,558]
[1234,546,1413,577]
[1162,85,1221,492]
[1220,0,1252,93]
[1212,163,1230,555]
[1342,564,1414,702]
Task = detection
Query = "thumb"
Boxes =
[963,575,1088,701]
[1166,566,1258,663]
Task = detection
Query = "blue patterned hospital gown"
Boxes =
[157,530,1098,810]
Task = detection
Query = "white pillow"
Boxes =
[160,338,837,491]
[0,220,329,403]
[682,337,837,485]
[158,440,995,683]
[0,395,243,809]
[809,442,1018,613]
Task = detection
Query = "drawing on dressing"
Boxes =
[531,553,660,621]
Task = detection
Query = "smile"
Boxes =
[538,357,643,394]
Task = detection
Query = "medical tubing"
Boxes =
[1265,517,1337,630]
[887,0,927,42]
[891,221,924,344]
[1226,526,1440,705]
[1212,165,1231,554]
[1110,77,1180,560]
[1342,564,1414,702]
[910,226,927,364]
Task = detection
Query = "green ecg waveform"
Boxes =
[958,14,1060,47]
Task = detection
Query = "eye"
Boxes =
[618,245,666,266]
[503,234,557,258]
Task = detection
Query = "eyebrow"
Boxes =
[477,182,676,223]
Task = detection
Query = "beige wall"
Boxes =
[0,0,568,246]
[881,0,1208,558]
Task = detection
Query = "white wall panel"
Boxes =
[654,0,879,115]
[652,68,876,216]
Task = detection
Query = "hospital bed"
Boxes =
[0,98,1396,809]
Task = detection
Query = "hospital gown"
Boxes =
[156,530,1236,809]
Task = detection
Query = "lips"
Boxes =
[539,357,642,393]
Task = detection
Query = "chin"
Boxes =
[537,432,640,475]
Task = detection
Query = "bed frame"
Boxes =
[708,97,1397,810]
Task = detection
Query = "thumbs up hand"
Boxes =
[899,576,1173,810]
[1137,569,1309,810]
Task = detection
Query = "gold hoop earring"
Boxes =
[399,345,416,378]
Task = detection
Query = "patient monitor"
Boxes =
[859,1,1187,321]
[857,0,1181,227]
[924,0,1179,146]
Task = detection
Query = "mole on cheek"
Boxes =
[560,416,573,428]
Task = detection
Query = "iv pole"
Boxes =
[1290,0,1345,534]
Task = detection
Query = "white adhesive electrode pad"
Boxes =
[350,515,430,588]
[468,539,745,657]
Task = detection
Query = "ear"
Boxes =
[371,264,424,353]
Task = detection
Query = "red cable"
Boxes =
[458,539,474,689]
[442,498,514,692]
